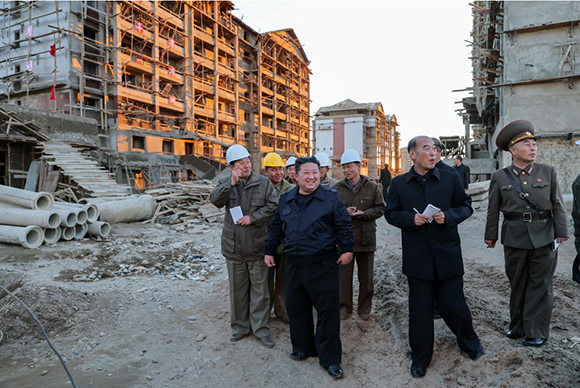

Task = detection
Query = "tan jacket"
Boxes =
[335,175,385,252]
[485,163,568,249]
[210,172,279,261]
[275,178,295,196]
[320,174,339,189]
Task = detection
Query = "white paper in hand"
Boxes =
[229,206,244,224]
[422,204,441,223]
[553,238,560,251]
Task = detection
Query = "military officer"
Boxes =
[484,120,568,347]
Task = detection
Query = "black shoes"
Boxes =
[260,335,274,348]
[469,344,486,360]
[229,333,247,342]
[289,352,310,361]
[506,331,525,339]
[325,365,343,378]
[410,365,426,378]
[522,337,547,347]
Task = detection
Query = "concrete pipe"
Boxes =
[43,228,61,244]
[0,207,60,229]
[76,209,88,224]
[79,195,138,204]
[53,202,98,223]
[60,226,75,241]
[0,225,44,249]
[74,223,88,240]
[87,221,110,238]
[0,184,54,211]
[84,204,99,223]
[95,195,157,224]
[52,209,77,227]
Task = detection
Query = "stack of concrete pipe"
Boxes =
[0,185,158,249]
[0,184,112,249]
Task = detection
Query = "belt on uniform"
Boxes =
[503,211,552,222]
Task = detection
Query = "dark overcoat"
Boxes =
[385,166,473,280]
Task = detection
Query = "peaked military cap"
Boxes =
[496,120,536,151]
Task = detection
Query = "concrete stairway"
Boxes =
[38,142,133,198]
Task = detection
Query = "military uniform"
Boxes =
[268,178,295,320]
[485,120,568,340]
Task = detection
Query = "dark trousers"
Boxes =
[339,251,374,315]
[573,235,580,283]
[504,244,557,338]
[268,252,287,318]
[285,257,342,367]
[382,186,389,205]
[408,276,481,369]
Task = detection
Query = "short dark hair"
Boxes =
[408,137,418,152]
[431,137,442,150]
[455,155,463,161]
[295,156,320,174]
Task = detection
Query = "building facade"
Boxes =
[312,99,400,180]
[460,1,580,192]
[0,1,310,187]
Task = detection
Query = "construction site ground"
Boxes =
[1,206,580,388]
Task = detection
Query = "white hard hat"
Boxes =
[341,149,362,165]
[314,152,331,167]
[285,156,297,168]
[226,144,250,165]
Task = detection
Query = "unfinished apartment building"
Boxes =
[312,99,401,180]
[459,1,580,192]
[0,1,311,189]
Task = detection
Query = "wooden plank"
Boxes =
[41,170,61,193]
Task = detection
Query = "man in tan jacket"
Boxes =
[485,120,568,347]
[210,145,279,347]
[335,149,385,320]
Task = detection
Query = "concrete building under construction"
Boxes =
[312,99,401,180]
[458,1,580,192]
[0,1,311,189]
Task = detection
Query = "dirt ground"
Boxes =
[1,204,580,388]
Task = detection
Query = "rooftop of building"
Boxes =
[315,99,397,123]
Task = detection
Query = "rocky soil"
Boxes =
[1,206,580,388]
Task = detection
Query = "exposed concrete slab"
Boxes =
[0,104,99,146]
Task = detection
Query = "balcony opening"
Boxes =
[133,135,145,150]
[162,140,174,155]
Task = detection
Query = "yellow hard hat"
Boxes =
[263,152,284,168]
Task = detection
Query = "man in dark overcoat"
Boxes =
[385,136,484,378]
[454,155,471,191]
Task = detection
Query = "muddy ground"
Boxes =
[1,205,580,388]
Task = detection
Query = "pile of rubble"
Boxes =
[0,184,109,249]
[144,181,224,225]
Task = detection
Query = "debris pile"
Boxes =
[144,181,224,225]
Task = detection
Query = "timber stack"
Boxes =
[144,180,224,225]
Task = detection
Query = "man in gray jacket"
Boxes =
[210,145,279,347]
